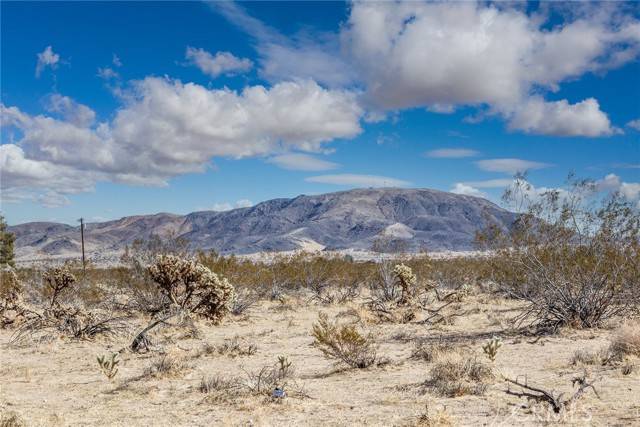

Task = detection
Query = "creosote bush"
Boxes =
[312,312,377,368]
[148,255,235,323]
[479,175,640,331]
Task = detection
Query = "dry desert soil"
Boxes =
[1,295,639,426]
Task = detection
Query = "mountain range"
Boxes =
[9,188,517,262]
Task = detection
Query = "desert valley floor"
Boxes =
[2,294,638,426]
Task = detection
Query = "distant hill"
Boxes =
[9,188,517,261]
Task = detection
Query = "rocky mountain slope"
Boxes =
[9,188,516,261]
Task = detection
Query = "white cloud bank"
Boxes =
[1,78,363,206]
[267,153,339,171]
[217,1,639,137]
[341,1,639,136]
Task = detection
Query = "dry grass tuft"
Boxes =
[199,375,243,403]
[411,341,456,363]
[570,348,610,366]
[144,354,185,378]
[0,412,26,427]
[216,336,258,358]
[412,403,454,427]
[609,321,640,360]
[424,352,494,397]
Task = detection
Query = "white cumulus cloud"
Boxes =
[35,46,60,78]
[1,78,363,207]
[186,47,253,78]
[450,183,488,199]
[506,97,617,137]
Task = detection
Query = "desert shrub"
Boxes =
[148,255,235,323]
[0,411,26,427]
[368,258,460,324]
[414,402,454,427]
[216,336,257,358]
[0,215,15,268]
[312,312,377,368]
[570,348,611,366]
[0,268,22,305]
[42,266,76,307]
[370,260,401,302]
[199,375,242,395]
[1,268,28,329]
[479,175,640,331]
[411,340,455,362]
[230,288,257,315]
[609,321,640,360]
[425,353,494,397]
[244,355,295,396]
[144,355,184,378]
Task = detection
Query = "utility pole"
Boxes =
[78,218,86,272]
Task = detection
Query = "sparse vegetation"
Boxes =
[2,224,638,424]
[312,312,377,368]
[144,354,185,378]
[148,255,235,323]
[482,336,502,362]
[0,411,26,427]
[608,321,640,360]
[43,266,76,307]
[0,215,15,268]
[425,353,494,397]
[479,175,640,331]
[97,353,120,381]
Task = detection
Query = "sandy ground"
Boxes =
[1,294,639,426]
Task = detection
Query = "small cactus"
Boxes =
[482,336,503,362]
[97,353,120,381]
[393,263,417,303]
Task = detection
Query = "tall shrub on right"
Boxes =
[478,175,639,331]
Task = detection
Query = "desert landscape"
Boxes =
[2,1,640,426]
[2,186,640,426]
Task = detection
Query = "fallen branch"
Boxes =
[504,372,599,413]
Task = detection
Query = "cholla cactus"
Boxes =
[393,263,417,304]
[482,336,503,362]
[43,266,76,307]
[1,268,22,307]
[148,255,235,323]
[97,353,119,381]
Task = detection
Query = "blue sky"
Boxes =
[1,1,639,225]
